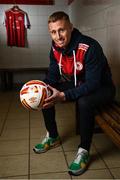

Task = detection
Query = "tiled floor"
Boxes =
[0,91,120,179]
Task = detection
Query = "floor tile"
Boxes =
[93,134,120,168]
[30,118,45,129]
[30,111,43,119]
[6,112,29,119]
[30,127,46,139]
[0,139,29,156]
[110,167,120,179]
[99,147,120,168]
[30,151,68,174]
[58,124,76,138]
[72,169,113,179]
[0,155,28,178]
[30,115,45,128]
[4,118,29,129]
[0,128,29,140]
[9,105,28,113]
[30,172,71,179]
[5,175,28,179]
[62,135,80,151]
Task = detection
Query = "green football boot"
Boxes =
[33,132,61,153]
[68,147,90,176]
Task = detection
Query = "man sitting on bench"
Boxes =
[33,11,116,176]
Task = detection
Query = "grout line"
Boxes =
[30,170,72,177]
[0,174,28,179]
[0,137,29,141]
[61,142,73,180]
[0,153,28,157]
[93,143,115,179]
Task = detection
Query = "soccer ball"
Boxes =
[20,80,51,110]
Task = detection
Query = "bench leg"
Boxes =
[7,72,13,90]
[0,72,8,91]
[0,72,13,91]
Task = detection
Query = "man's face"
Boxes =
[48,19,73,48]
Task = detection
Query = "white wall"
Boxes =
[69,0,120,88]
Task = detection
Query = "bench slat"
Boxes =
[100,112,120,132]
[112,104,120,115]
[95,115,120,148]
[106,109,120,124]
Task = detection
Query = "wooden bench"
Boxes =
[76,101,120,148]
[0,67,48,90]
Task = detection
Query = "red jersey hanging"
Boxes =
[3,6,30,47]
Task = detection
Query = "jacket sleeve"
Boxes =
[64,42,105,101]
[44,48,61,86]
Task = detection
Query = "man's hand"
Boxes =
[42,85,66,109]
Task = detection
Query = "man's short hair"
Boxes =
[48,11,70,24]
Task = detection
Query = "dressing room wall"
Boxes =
[69,0,120,88]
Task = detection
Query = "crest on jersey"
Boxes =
[18,16,22,21]
[76,62,83,71]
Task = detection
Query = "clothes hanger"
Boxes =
[12,0,20,10]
